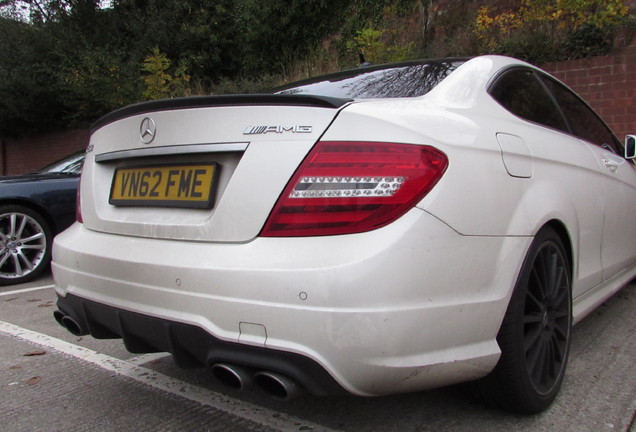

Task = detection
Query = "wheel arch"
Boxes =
[542,219,574,282]
[475,219,575,413]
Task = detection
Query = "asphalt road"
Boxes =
[1,271,634,432]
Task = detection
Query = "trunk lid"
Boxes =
[81,95,351,242]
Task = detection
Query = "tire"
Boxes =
[475,226,572,413]
[0,205,52,286]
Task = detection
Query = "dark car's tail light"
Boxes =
[260,141,448,237]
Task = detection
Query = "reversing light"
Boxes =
[290,176,406,198]
[260,141,448,237]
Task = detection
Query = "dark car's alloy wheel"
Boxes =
[0,205,52,285]
[476,226,572,413]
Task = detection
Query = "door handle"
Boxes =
[602,158,618,172]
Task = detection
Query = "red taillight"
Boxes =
[76,178,83,223]
[260,141,448,237]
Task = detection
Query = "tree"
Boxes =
[474,0,630,62]
[141,47,190,100]
[0,17,66,135]
[0,0,105,23]
[1,0,631,138]
[235,0,353,74]
[346,27,415,63]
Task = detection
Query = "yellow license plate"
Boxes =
[109,163,218,208]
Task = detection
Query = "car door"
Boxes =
[489,67,605,297]
[593,145,636,278]
[541,75,636,281]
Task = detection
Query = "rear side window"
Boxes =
[489,68,568,132]
[539,75,621,152]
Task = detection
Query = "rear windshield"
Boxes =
[275,59,465,99]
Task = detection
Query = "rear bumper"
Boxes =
[55,293,346,395]
[52,209,531,396]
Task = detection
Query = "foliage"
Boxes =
[140,48,173,100]
[0,0,633,138]
[0,0,107,23]
[234,0,352,74]
[210,75,281,96]
[0,17,65,134]
[60,50,140,123]
[423,0,481,57]
[141,47,190,100]
[474,0,630,63]
[346,27,415,63]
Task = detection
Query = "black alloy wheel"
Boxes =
[476,226,572,414]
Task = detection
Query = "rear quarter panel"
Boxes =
[320,90,605,296]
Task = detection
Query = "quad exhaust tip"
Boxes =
[53,311,305,400]
[254,370,303,400]
[211,363,253,390]
[53,310,88,336]
[210,363,304,400]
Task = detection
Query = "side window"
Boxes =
[489,68,568,132]
[539,74,622,153]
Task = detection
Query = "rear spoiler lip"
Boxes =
[90,94,354,133]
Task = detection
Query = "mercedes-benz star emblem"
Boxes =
[140,117,156,144]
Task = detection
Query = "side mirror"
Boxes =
[626,135,636,159]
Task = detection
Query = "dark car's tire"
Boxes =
[0,205,52,286]
[475,226,572,413]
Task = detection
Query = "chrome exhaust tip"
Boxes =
[60,315,86,336]
[53,310,65,326]
[211,363,253,390]
[254,371,303,400]
[54,309,88,336]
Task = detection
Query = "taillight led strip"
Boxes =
[261,141,448,237]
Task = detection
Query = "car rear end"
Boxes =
[53,61,529,397]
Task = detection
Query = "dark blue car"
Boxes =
[0,151,84,285]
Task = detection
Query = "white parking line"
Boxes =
[126,352,172,366]
[0,284,55,297]
[0,320,337,432]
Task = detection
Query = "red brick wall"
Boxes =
[0,129,89,176]
[541,35,636,142]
